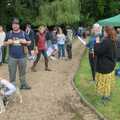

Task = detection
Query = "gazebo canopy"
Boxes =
[98,14,120,26]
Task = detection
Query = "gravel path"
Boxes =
[0,40,100,120]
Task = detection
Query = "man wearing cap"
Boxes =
[4,18,31,89]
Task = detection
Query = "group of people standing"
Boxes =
[31,26,73,72]
[0,18,73,100]
[0,17,118,105]
[86,24,117,103]
[0,16,118,108]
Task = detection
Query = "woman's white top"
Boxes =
[0,32,6,46]
[57,34,66,45]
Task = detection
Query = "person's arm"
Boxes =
[0,79,16,96]
[20,32,31,46]
[4,32,14,46]
[35,32,39,46]
[34,32,39,53]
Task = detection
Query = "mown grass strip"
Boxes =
[74,51,120,120]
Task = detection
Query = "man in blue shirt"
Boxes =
[4,18,31,90]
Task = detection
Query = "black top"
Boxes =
[94,37,116,74]
[116,34,120,61]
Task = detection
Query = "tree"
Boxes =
[35,0,81,26]
[0,0,120,27]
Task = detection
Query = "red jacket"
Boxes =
[37,32,46,50]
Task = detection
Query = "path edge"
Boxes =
[71,48,108,120]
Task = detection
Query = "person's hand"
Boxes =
[13,40,20,45]
[8,39,14,45]
[20,39,27,44]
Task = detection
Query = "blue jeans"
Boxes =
[58,44,65,58]
[8,56,28,87]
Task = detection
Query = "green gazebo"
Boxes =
[98,14,120,26]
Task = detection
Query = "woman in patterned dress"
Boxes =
[94,26,117,102]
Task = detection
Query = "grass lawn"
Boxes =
[74,51,120,120]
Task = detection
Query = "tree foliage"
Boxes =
[35,0,80,26]
[0,0,120,27]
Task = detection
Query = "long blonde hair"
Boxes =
[57,27,63,34]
